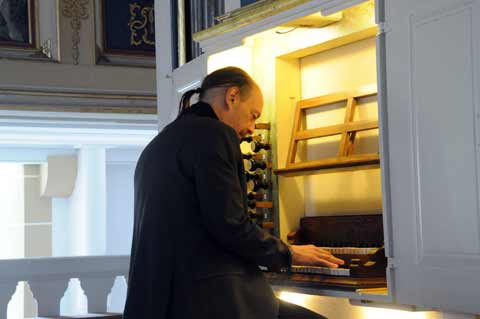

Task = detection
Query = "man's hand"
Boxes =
[289,244,345,268]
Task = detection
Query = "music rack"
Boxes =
[275,87,380,177]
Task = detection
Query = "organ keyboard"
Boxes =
[264,214,387,289]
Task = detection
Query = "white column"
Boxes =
[52,147,107,315]
[68,147,107,256]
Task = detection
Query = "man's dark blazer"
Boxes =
[123,102,291,319]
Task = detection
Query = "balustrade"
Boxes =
[0,256,129,319]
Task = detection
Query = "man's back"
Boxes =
[124,103,290,319]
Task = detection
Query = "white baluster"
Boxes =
[81,276,116,314]
[29,278,69,317]
[0,282,17,319]
[108,275,128,314]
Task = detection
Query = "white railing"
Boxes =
[0,255,129,319]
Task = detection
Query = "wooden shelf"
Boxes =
[274,153,380,176]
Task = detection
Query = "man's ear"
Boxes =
[225,86,240,110]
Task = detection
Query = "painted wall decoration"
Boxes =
[0,0,35,48]
[101,0,155,56]
[62,0,89,65]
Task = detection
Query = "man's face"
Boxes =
[225,86,264,139]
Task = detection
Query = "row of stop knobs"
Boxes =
[241,131,273,229]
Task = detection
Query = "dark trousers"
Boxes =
[278,299,327,319]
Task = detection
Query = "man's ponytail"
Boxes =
[178,87,203,117]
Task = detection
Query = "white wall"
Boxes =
[105,148,141,255]
[0,164,25,259]
[0,164,24,319]
[106,163,135,255]
[105,148,141,314]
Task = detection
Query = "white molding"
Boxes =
[375,0,394,263]
[155,0,174,130]
[0,148,75,163]
[0,84,156,97]
[321,0,369,15]
[0,125,157,147]
[0,87,156,112]
[0,109,158,130]
[198,0,369,54]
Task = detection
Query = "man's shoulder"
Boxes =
[172,115,237,142]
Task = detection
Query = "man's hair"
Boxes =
[178,66,255,117]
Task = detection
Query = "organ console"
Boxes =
[241,126,275,233]
[247,192,268,201]
[242,152,267,161]
[250,141,271,152]
[248,200,257,209]
[247,199,273,209]
[244,159,268,171]
[246,178,270,192]
[241,134,264,143]
[245,172,265,182]
[248,209,265,220]
[264,214,387,289]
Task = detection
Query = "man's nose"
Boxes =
[247,124,255,136]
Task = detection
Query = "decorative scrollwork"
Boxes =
[62,0,89,65]
[128,3,155,47]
